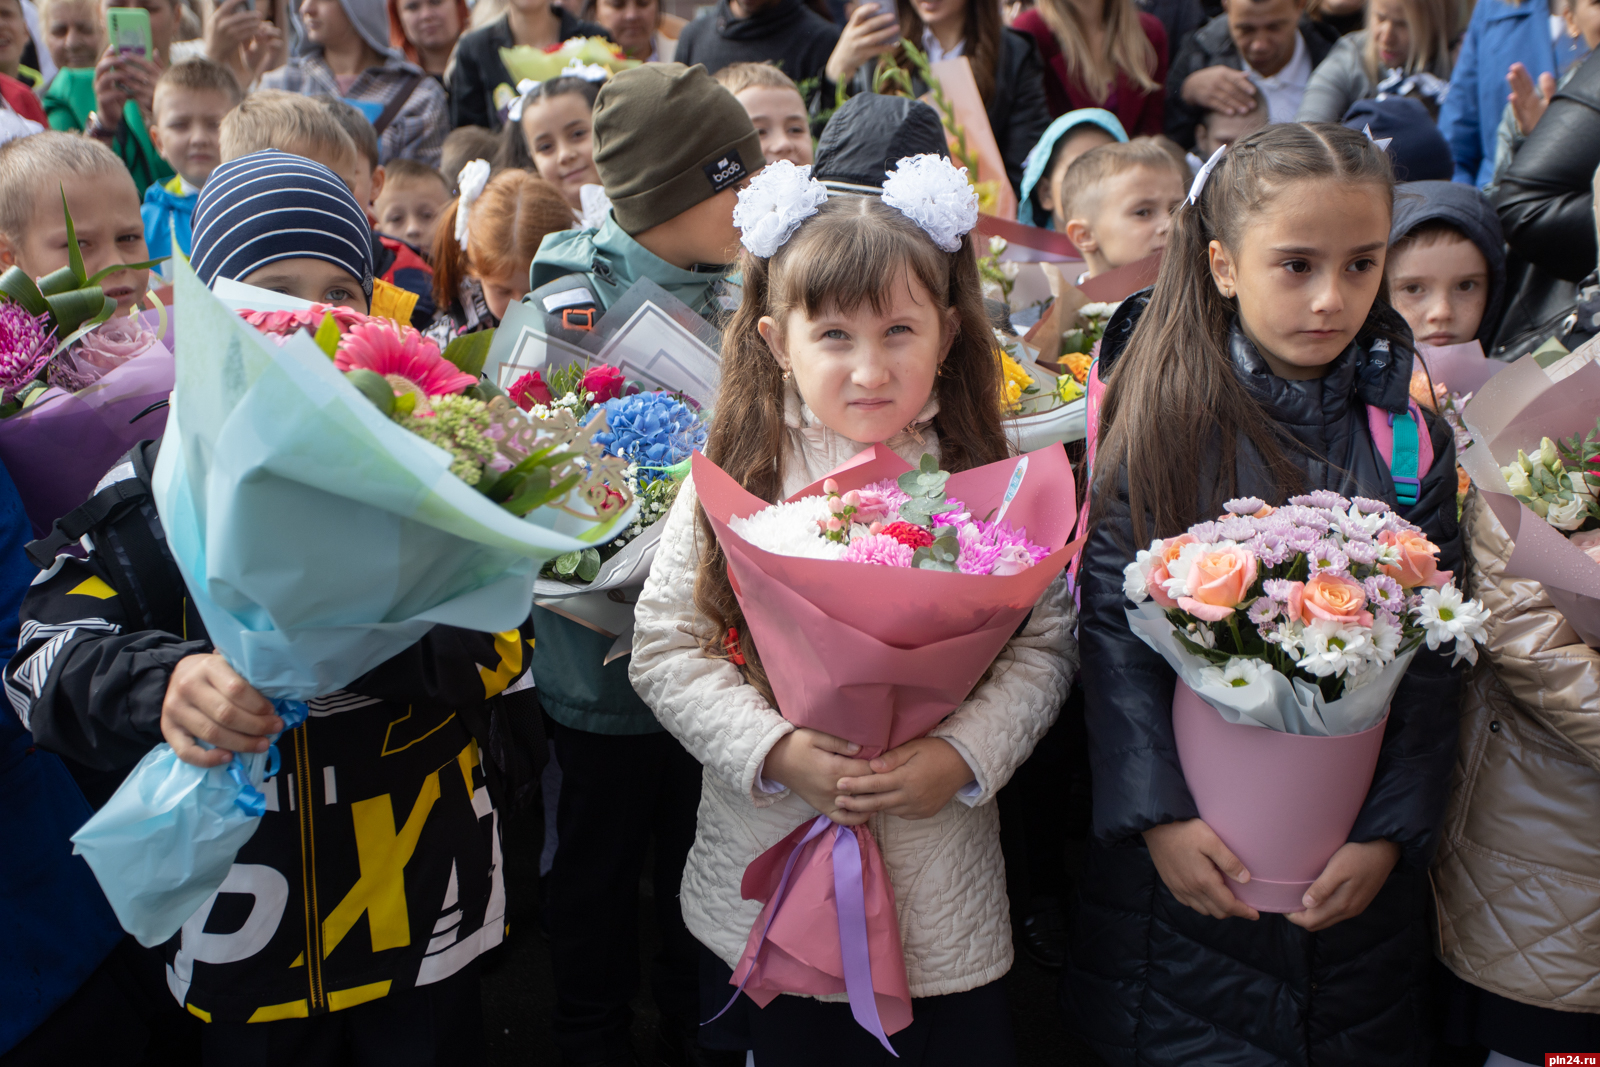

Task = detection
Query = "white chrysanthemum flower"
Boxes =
[1416,585,1488,665]
[1375,541,1404,566]
[1199,657,1270,691]
[1341,500,1390,538]
[881,154,979,253]
[1367,610,1402,662]
[1296,619,1373,677]
[1122,538,1164,604]
[1265,618,1305,659]
[733,160,828,258]
[1185,622,1217,649]
[728,496,847,560]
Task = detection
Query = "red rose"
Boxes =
[581,364,627,403]
[882,522,934,549]
[508,371,553,411]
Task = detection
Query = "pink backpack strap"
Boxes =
[1367,398,1434,508]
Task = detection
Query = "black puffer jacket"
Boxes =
[1495,49,1600,285]
[1063,296,1464,1066]
[848,29,1052,197]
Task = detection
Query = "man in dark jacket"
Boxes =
[1164,0,1339,148]
[674,0,840,93]
[1063,295,1464,1066]
[6,446,535,1065]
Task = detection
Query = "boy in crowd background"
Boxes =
[1190,95,1267,167]
[524,61,761,1067]
[1054,137,1186,278]
[219,88,361,188]
[715,60,811,167]
[374,156,450,255]
[442,123,498,184]
[1017,108,1128,230]
[316,94,438,325]
[0,132,151,315]
[262,0,447,167]
[142,59,243,277]
[1388,179,1508,349]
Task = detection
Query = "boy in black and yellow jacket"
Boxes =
[6,442,533,1065]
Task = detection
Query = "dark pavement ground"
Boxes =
[479,806,1110,1067]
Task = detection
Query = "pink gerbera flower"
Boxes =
[335,322,478,397]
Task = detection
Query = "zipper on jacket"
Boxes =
[292,726,326,1012]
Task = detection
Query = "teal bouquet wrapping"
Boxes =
[72,259,635,945]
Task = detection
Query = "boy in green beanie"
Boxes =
[525,61,760,1067]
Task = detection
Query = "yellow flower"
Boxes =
[999,349,1032,413]
[1057,375,1085,404]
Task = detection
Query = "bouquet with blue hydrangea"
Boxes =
[511,361,708,587]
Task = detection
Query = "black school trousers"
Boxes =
[546,719,703,1063]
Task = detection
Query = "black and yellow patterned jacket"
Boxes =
[5,450,535,1024]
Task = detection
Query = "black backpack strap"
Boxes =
[372,73,423,138]
[25,477,147,568]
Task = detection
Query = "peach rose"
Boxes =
[1571,529,1600,565]
[1176,545,1259,621]
[1280,580,1306,623]
[1380,529,1451,589]
[1146,534,1195,609]
[1302,572,1373,627]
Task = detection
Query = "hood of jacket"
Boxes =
[1391,179,1508,346]
[812,93,949,193]
[711,0,809,41]
[530,213,728,320]
[293,0,402,60]
[1016,108,1129,229]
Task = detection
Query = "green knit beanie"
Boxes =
[593,63,765,236]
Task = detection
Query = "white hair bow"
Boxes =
[1187,144,1226,206]
[506,60,610,123]
[454,158,492,250]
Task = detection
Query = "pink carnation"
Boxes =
[844,532,914,567]
[241,304,368,338]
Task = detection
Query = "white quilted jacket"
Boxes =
[629,392,1078,999]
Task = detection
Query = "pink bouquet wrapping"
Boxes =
[0,309,172,537]
[695,443,1084,1047]
[1458,346,1600,644]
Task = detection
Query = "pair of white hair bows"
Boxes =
[733,154,981,259]
[505,61,609,123]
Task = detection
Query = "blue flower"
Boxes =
[583,392,706,483]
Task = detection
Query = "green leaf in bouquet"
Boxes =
[313,314,342,359]
[60,187,86,285]
[36,265,81,297]
[1060,329,1088,355]
[0,266,47,316]
[467,378,507,403]
[575,547,602,582]
[553,550,581,577]
[505,469,582,516]
[393,391,417,416]
[912,534,961,572]
[345,369,396,415]
[83,258,166,287]
[442,330,492,378]
[45,287,113,337]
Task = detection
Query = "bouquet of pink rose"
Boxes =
[1123,491,1485,728]
[1121,491,1487,912]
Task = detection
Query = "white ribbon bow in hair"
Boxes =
[1188,143,1226,206]
[454,158,493,250]
[880,154,979,253]
[1361,124,1394,152]
[734,160,829,257]
[506,61,610,123]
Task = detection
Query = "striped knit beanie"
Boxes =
[190,150,374,299]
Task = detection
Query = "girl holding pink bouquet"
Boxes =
[1066,122,1464,1065]
[630,157,1077,1066]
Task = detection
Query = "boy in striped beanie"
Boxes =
[189,149,374,312]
